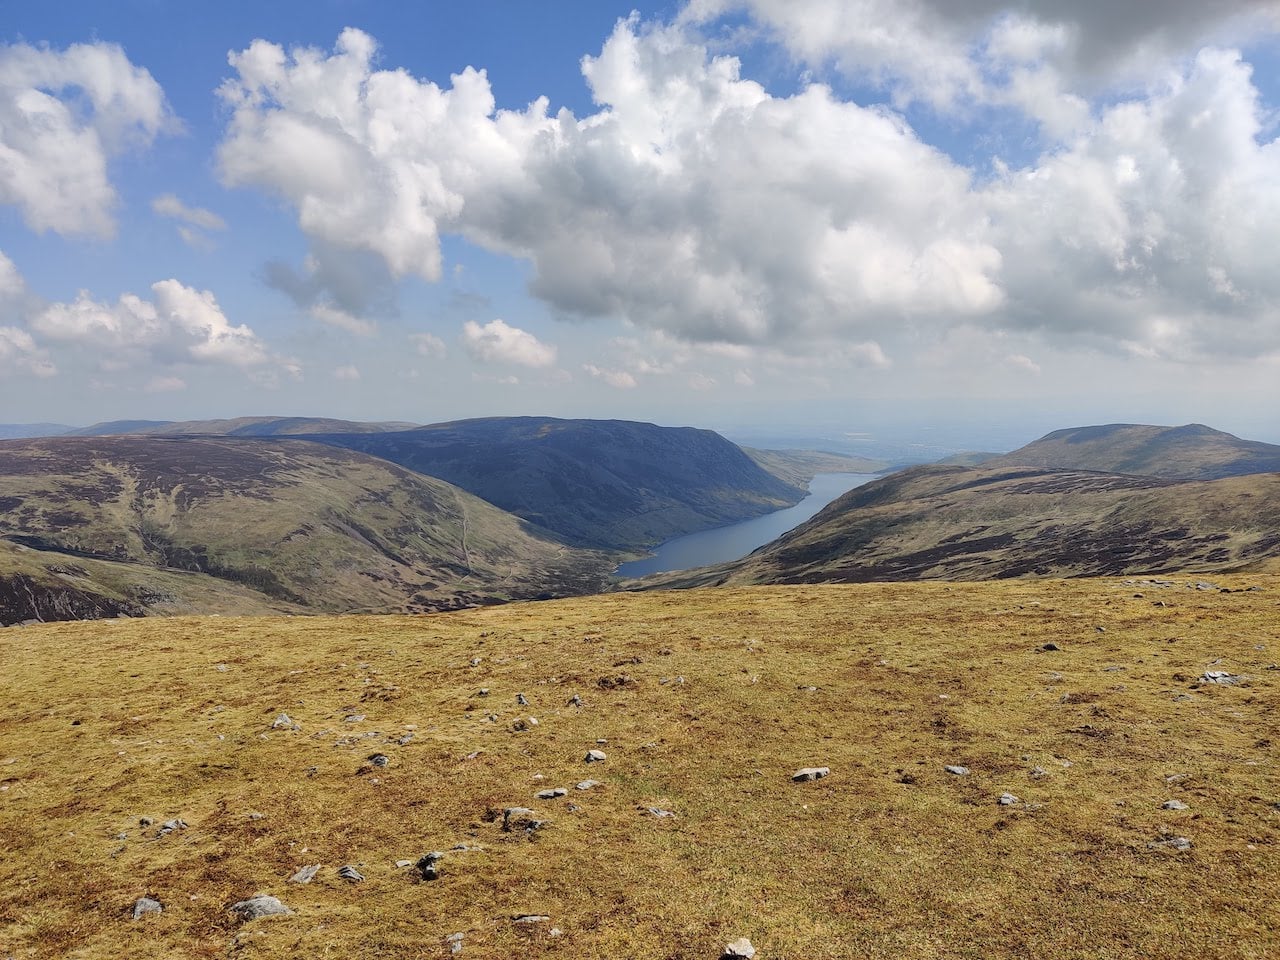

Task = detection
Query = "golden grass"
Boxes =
[2,577,1278,959]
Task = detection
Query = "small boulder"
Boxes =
[585,749,607,763]
[1162,800,1190,811]
[229,895,292,921]
[1041,642,1061,652]
[513,914,551,924]
[723,937,757,959]
[368,753,390,768]
[272,713,299,731]
[1201,671,1241,685]
[338,865,364,882]
[1149,836,1192,852]
[944,765,970,776]
[791,767,830,782]
[288,865,320,884]
[418,851,444,880]
[575,779,602,791]
[997,793,1020,806]
[132,897,163,920]
[535,788,568,800]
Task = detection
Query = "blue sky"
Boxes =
[3,1,1280,448]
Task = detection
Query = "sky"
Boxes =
[2,0,1280,449]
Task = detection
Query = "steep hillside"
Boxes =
[307,417,806,550]
[0,437,611,622]
[66,416,418,437]
[1,579,1276,959]
[741,446,888,486]
[640,464,1280,588]
[990,423,1280,479]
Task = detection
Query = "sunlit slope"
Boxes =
[0,436,611,621]
[642,465,1280,588]
[1,578,1277,959]
[990,423,1280,479]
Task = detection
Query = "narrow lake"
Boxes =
[615,472,878,578]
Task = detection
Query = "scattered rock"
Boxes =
[138,817,154,827]
[394,733,414,746]
[229,895,293,921]
[502,807,543,832]
[1149,836,1192,852]
[944,765,970,776]
[585,749,607,763]
[132,897,163,920]
[417,851,444,880]
[997,793,1020,806]
[791,767,830,782]
[567,694,583,707]
[343,714,365,723]
[517,693,528,706]
[535,788,568,800]
[1029,766,1048,779]
[1201,671,1242,685]
[368,753,390,768]
[289,865,320,884]
[1162,800,1190,811]
[723,937,757,959]
[575,779,602,791]
[647,807,676,818]
[272,713,299,731]
[446,931,465,954]
[1194,581,1218,591]
[513,914,551,924]
[1041,642,1061,652]
[338,865,364,882]
[159,818,187,834]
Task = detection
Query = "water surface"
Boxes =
[616,472,876,578]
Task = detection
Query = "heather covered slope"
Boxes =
[638,465,1280,589]
[0,578,1276,959]
[0,436,612,621]
[307,417,806,550]
[989,423,1280,479]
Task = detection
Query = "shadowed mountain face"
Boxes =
[637,463,1280,588]
[304,417,807,551]
[0,436,612,624]
[989,423,1280,479]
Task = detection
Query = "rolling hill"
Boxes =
[304,417,807,551]
[2,577,1276,959]
[989,423,1280,479]
[66,416,419,437]
[0,436,612,624]
[639,463,1280,588]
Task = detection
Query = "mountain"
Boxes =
[3,575,1275,959]
[639,463,1280,588]
[0,436,611,624]
[0,423,73,439]
[989,423,1280,479]
[304,417,806,551]
[66,416,419,437]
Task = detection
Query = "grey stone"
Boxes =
[567,694,582,707]
[513,914,550,924]
[417,852,444,880]
[272,713,299,731]
[585,749,607,763]
[447,931,465,954]
[502,807,546,832]
[159,818,187,834]
[1149,836,1192,852]
[338,865,364,882]
[1041,642,1061,651]
[535,788,568,800]
[723,937,757,959]
[944,765,970,776]
[229,895,293,921]
[344,714,365,723]
[997,793,1020,806]
[132,897,163,919]
[1162,800,1190,811]
[517,693,528,706]
[575,779,602,791]
[1201,671,1241,685]
[1029,766,1048,779]
[394,733,414,746]
[289,865,320,884]
[792,767,830,782]
[138,817,154,827]
[368,753,390,768]
[647,807,676,818]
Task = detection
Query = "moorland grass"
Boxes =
[1,577,1277,958]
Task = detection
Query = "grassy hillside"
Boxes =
[1,578,1277,959]
[991,423,1280,479]
[639,465,1280,589]
[307,417,806,551]
[741,447,888,486]
[66,417,419,437]
[0,437,611,622]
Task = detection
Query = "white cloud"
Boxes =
[310,303,376,336]
[31,279,271,370]
[333,364,360,381]
[583,363,638,388]
[144,375,186,392]
[0,40,169,236]
[151,193,226,231]
[461,318,557,367]
[410,332,447,357]
[1006,354,1042,375]
[0,324,55,377]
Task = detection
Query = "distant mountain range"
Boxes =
[638,423,1280,588]
[62,416,421,437]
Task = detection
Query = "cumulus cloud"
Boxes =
[410,332,447,357]
[152,193,226,249]
[31,279,271,369]
[0,325,55,377]
[583,363,638,388]
[215,16,1280,369]
[0,40,169,236]
[310,303,376,336]
[461,319,556,367]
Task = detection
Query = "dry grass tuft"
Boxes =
[2,576,1278,958]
